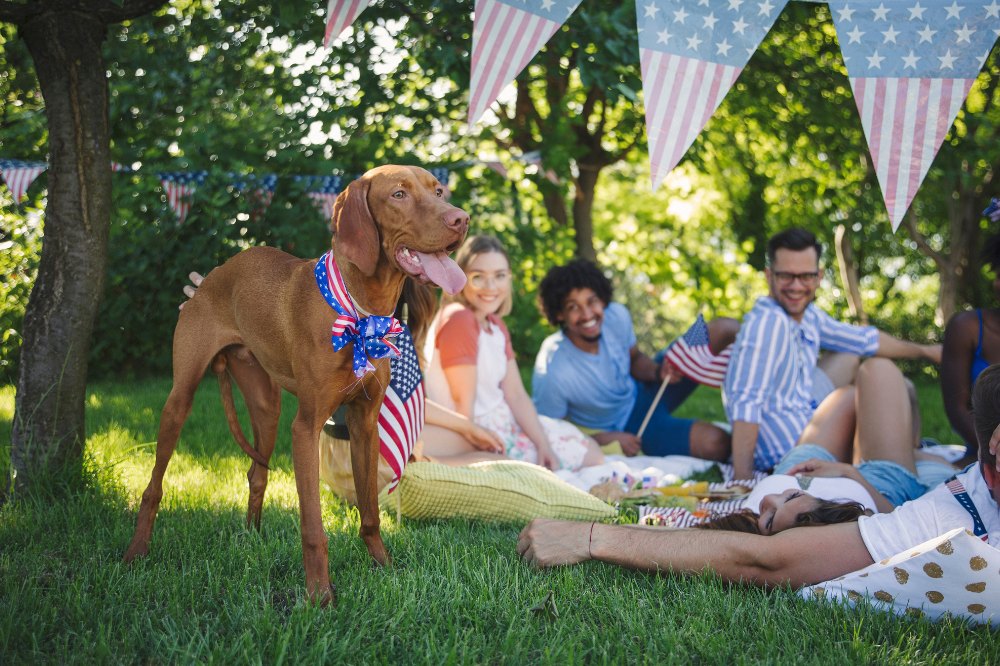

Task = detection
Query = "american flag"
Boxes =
[469,0,583,127]
[324,0,372,47]
[305,175,343,222]
[830,1,1000,229]
[0,159,47,204]
[156,171,208,224]
[378,323,425,493]
[638,0,789,191]
[664,313,732,388]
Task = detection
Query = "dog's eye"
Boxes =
[392,191,404,199]
[436,188,443,197]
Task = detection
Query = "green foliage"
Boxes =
[89,170,330,378]
[0,189,43,384]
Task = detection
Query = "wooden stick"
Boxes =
[636,305,704,440]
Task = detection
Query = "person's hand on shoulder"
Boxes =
[179,271,205,309]
[784,458,856,479]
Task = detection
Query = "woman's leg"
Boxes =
[853,358,918,473]
[795,386,857,462]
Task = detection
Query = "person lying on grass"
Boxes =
[697,357,958,535]
[516,364,1000,586]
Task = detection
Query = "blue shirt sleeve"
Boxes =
[724,308,789,424]
[531,342,570,419]
[815,309,880,357]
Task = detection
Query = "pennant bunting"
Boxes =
[469,0,583,128]
[483,160,509,178]
[324,0,372,47]
[111,162,131,172]
[0,159,47,204]
[305,175,343,222]
[428,167,451,187]
[156,171,208,224]
[638,0,789,192]
[230,173,278,220]
[830,1,1000,229]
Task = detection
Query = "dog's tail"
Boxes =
[216,363,271,470]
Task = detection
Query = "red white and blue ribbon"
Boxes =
[315,251,402,378]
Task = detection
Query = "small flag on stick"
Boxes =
[664,313,731,388]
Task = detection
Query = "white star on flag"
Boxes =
[637,0,790,191]
[468,0,583,128]
[829,0,1000,228]
[988,1,1000,19]
[645,2,660,18]
[838,4,856,21]
[323,0,372,47]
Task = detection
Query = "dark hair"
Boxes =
[696,498,868,535]
[971,363,1000,470]
[537,260,613,327]
[766,228,823,267]
[982,234,1000,274]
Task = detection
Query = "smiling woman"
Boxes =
[421,235,605,471]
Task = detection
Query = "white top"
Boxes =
[745,474,878,515]
[858,467,1000,562]
[423,312,509,418]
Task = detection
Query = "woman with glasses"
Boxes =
[422,235,605,470]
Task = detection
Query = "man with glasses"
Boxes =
[725,228,941,481]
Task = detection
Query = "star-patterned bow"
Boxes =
[315,251,402,378]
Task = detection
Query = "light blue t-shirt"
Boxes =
[532,302,638,431]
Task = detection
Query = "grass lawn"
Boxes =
[1,378,996,664]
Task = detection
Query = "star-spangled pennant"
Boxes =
[156,171,208,224]
[230,173,278,220]
[829,1,1000,229]
[469,0,583,128]
[324,0,372,47]
[315,250,402,379]
[302,175,343,221]
[637,0,790,192]
[0,160,47,204]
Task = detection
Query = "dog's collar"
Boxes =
[315,251,402,378]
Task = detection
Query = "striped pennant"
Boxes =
[324,0,372,47]
[829,0,1000,230]
[0,160,47,204]
[637,0,788,191]
[156,171,208,224]
[468,0,582,128]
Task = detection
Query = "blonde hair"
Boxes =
[441,234,513,317]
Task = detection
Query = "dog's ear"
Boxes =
[332,177,380,277]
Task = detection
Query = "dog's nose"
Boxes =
[443,208,469,231]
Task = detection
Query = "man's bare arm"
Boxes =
[730,420,759,481]
[517,519,874,588]
[875,331,941,363]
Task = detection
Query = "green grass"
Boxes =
[1,378,996,664]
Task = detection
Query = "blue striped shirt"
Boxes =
[723,297,880,471]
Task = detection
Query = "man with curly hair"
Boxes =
[531,260,737,459]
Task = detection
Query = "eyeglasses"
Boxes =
[468,271,511,288]
[772,271,820,287]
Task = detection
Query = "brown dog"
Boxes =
[123,166,469,606]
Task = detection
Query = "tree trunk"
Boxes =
[834,224,868,325]
[572,166,600,262]
[8,12,112,491]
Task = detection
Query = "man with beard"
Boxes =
[532,260,736,460]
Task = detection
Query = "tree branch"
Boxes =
[0,0,168,25]
[904,208,947,269]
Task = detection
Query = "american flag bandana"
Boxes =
[637,0,789,192]
[379,323,425,493]
[324,0,372,47]
[829,1,1000,229]
[0,159,47,204]
[664,313,732,388]
[469,0,583,128]
[315,250,403,378]
[156,171,208,224]
[302,175,343,221]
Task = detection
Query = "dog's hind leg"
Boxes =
[123,330,218,564]
[221,346,282,530]
[346,382,391,568]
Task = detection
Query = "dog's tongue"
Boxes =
[414,250,467,295]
